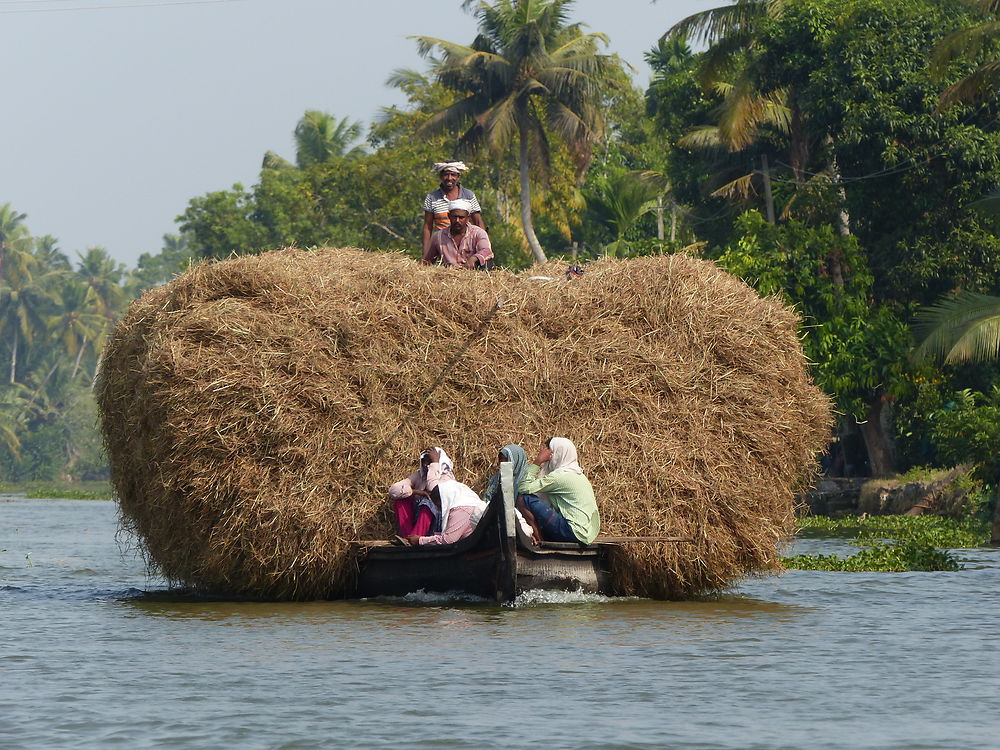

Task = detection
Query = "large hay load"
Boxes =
[97,247,830,600]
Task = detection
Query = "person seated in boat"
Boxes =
[518,437,600,545]
[388,446,455,538]
[405,458,487,546]
[483,444,542,545]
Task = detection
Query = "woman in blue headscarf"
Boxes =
[483,444,542,544]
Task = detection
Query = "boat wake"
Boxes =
[513,588,634,606]
[369,587,634,607]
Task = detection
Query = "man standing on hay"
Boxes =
[422,161,485,257]
[422,199,494,269]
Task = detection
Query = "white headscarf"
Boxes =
[436,479,488,531]
[420,446,454,480]
[538,437,584,478]
[432,161,469,175]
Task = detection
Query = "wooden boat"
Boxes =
[351,464,690,603]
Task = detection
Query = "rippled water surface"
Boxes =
[3,497,999,749]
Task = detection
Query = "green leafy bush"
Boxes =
[783,542,961,572]
[929,388,1000,485]
[796,513,989,548]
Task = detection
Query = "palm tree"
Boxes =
[75,247,125,319]
[0,261,59,384]
[931,0,1000,109]
[912,291,1000,364]
[48,279,105,380]
[263,111,365,170]
[0,203,32,282]
[585,171,665,256]
[0,384,29,457]
[413,0,618,263]
[32,235,71,271]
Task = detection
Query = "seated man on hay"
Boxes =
[421,199,494,269]
[422,160,486,257]
[518,437,600,545]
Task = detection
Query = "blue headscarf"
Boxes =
[483,444,528,502]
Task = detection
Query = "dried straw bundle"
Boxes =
[97,247,830,599]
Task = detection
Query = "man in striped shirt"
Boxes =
[422,161,486,256]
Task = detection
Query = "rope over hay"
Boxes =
[96,247,831,600]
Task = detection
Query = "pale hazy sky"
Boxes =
[2,0,709,268]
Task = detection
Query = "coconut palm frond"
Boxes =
[966,190,1000,217]
[696,30,755,90]
[930,21,1000,80]
[418,94,490,139]
[717,76,775,149]
[478,93,521,151]
[548,31,609,61]
[410,35,479,61]
[939,58,1000,109]
[913,291,1000,364]
[262,150,294,171]
[663,1,767,47]
[710,172,757,200]
[385,67,428,90]
[679,125,729,150]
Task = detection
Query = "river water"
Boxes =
[2,496,998,749]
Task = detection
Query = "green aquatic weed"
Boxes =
[783,541,962,572]
[784,513,987,572]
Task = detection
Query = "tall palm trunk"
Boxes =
[9,328,17,384]
[71,337,88,380]
[91,351,103,391]
[788,96,810,182]
[518,111,547,264]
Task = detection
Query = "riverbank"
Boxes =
[0,480,113,500]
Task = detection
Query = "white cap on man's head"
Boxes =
[432,161,469,175]
[448,199,473,213]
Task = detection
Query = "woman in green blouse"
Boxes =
[518,437,600,545]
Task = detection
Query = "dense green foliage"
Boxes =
[784,513,990,571]
[5,0,1000,488]
[796,513,990,548]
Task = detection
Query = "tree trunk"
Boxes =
[857,397,896,478]
[9,328,17,384]
[518,114,547,264]
[788,96,809,182]
[824,135,849,287]
[71,337,88,380]
[91,351,103,390]
[761,155,776,224]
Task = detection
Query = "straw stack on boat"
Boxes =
[96,247,831,599]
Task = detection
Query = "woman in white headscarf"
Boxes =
[388,446,455,537]
[406,477,488,546]
[518,437,600,544]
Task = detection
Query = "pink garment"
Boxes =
[423,224,493,268]
[418,506,477,546]
[394,498,434,537]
